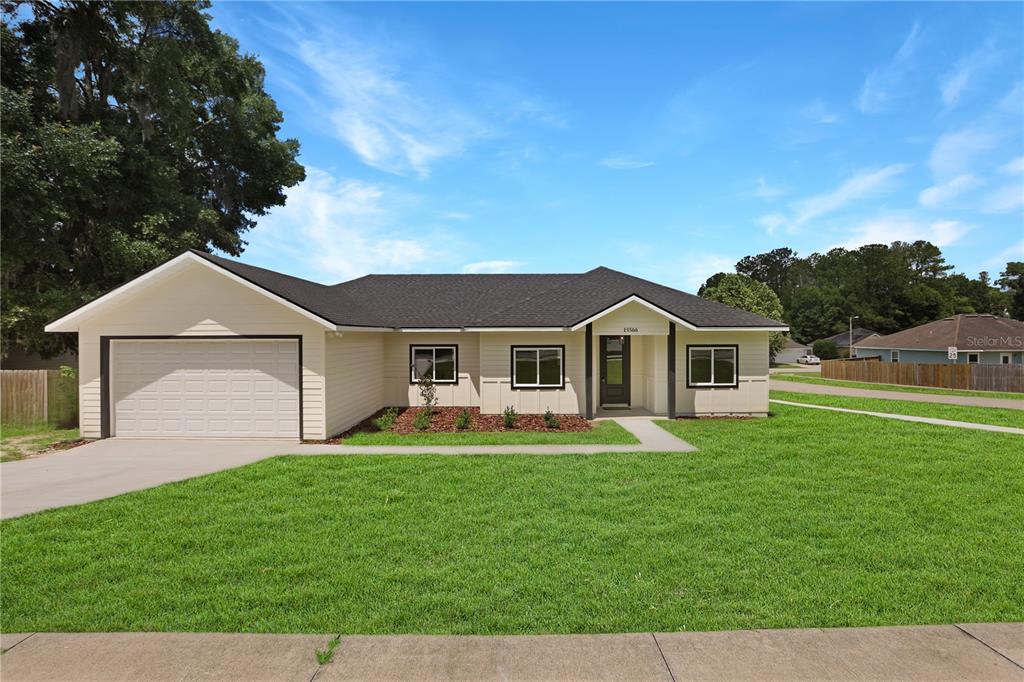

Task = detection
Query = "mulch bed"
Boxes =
[317,406,592,442]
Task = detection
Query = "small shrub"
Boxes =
[373,407,399,431]
[455,408,471,430]
[412,409,432,431]
[543,408,560,430]
[502,406,519,428]
[813,339,839,360]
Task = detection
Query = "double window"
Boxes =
[687,345,738,388]
[512,346,564,388]
[410,346,458,383]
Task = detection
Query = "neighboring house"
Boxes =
[45,250,787,440]
[775,337,810,364]
[857,314,1024,365]
[813,327,879,358]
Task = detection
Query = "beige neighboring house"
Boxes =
[45,251,788,440]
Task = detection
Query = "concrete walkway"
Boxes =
[1,624,1020,681]
[0,419,694,519]
[771,377,1024,409]
[772,399,1024,435]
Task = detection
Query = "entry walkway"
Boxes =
[1,623,1020,681]
[770,377,1024,410]
[0,418,694,519]
[771,399,1024,435]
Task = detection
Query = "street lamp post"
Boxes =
[849,315,859,359]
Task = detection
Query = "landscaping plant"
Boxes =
[543,408,560,430]
[455,409,471,430]
[502,406,519,428]
[373,407,399,432]
[412,409,432,431]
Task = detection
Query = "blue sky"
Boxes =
[210,2,1024,292]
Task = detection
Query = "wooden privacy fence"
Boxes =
[822,358,1024,393]
[1,370,78,428]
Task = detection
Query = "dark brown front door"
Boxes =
[600,335,630,405]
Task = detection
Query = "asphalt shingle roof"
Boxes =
[858,314,1024,351]
[191,250,787,329]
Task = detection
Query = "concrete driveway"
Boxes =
[0,439,289,519]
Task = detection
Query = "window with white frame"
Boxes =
[410,346,457,383]
[687,346,738,388]
[966,352,980,364]
[890,350,900,363]
[512,346,564,388]
[1000,353,1011,365]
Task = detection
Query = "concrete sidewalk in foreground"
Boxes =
[771,398,1024,435]
[0,418,694,519]
[770,377,1024,410]
[1,624,1020,681]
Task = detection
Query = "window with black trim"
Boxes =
[512,346,564,388]
[687,345,738,388]
[410,346,458,383]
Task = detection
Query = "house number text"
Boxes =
[623,327,639,333]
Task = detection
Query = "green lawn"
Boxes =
[340,420,637,445]
[1,423,80,462]
[2,404,1021,634]
[771,389,1024,429]
[772,372,1024,401]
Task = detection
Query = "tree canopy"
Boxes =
[698,273,786,360]
[1,0,305,357]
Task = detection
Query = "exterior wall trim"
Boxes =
[99,334,304,440]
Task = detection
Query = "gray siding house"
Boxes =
[857,314,1024,365]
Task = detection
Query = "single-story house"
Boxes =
[812,327,879,358]
[45,250,788,440]
[857,314,1024,365]
[775,337,810,364]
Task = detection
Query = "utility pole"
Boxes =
[849,315,859,358]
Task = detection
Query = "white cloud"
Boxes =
[757,213,788,235]
[754,176,785,200]
[980,184,1024,214]
[440,211,471,220]
[918,174,981,208]
[857,22,922,114]
[599,157,655,170]
[801,98,840,124]
[791,164,910,226]
[985,240,1024,268]
[683,254,736,292]
[836,215,970,250]
[461,260,525,274]
[1000,156,1024,175]
[939,39,1004,110]
[247,167,432,281]
[928,127,1001,179]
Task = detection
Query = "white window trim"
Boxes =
[687,345,739,388]
[1000,353,1011,364]
[966,352,980,364]
[890,350,900,363]
[511,346,564,389]
[410,345,458,384]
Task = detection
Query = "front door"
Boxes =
[600,335,630,405]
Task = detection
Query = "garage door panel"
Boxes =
[113,340,299,438]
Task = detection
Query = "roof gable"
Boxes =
[860,315,1024,351]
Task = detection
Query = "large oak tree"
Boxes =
[1,1,305,357]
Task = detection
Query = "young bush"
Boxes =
[812,339,839,360]
[455,408,471,430]
[543,408,560,430]
[373,407,399,431]
[412,409,432,431]
[502,406,519,428]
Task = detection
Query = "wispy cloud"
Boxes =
[801,98,841,125]
[791,164,910,226]
[985,240,1024,269]
[600,157,655,170]
[918,174,981,208]
[461,260,525,274]
[928,126,1001,179]
[440,211,471,220]
[1000,156,1024,175]
[247,167,434,281]
[757,213,787,235]
[836,214,970,250]
[857,22,922,114]
[939,38,1004,110]
[753,176,786,200]
[980,184,1024,214]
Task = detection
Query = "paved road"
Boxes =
[771,378,1024,410]
[1,623,1020,681]
[0,419,694,519]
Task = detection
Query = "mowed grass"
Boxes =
[2,404,1021,634]
[1,423,80,462]
[340,420,637,445]
[772,372,1024,401]
[771,389,1024,429]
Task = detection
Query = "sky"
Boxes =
[209,2,1024,292]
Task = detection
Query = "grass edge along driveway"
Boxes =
[2,403,1021,635]
[770,389,1024,429]
[772,373,1024,401]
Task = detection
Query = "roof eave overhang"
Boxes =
[45,252,338,333]
[568,294,788,333]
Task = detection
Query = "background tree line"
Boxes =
[699,242,1024,344]
[1,0,304,358]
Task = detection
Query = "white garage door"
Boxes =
[112,339,300,438]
